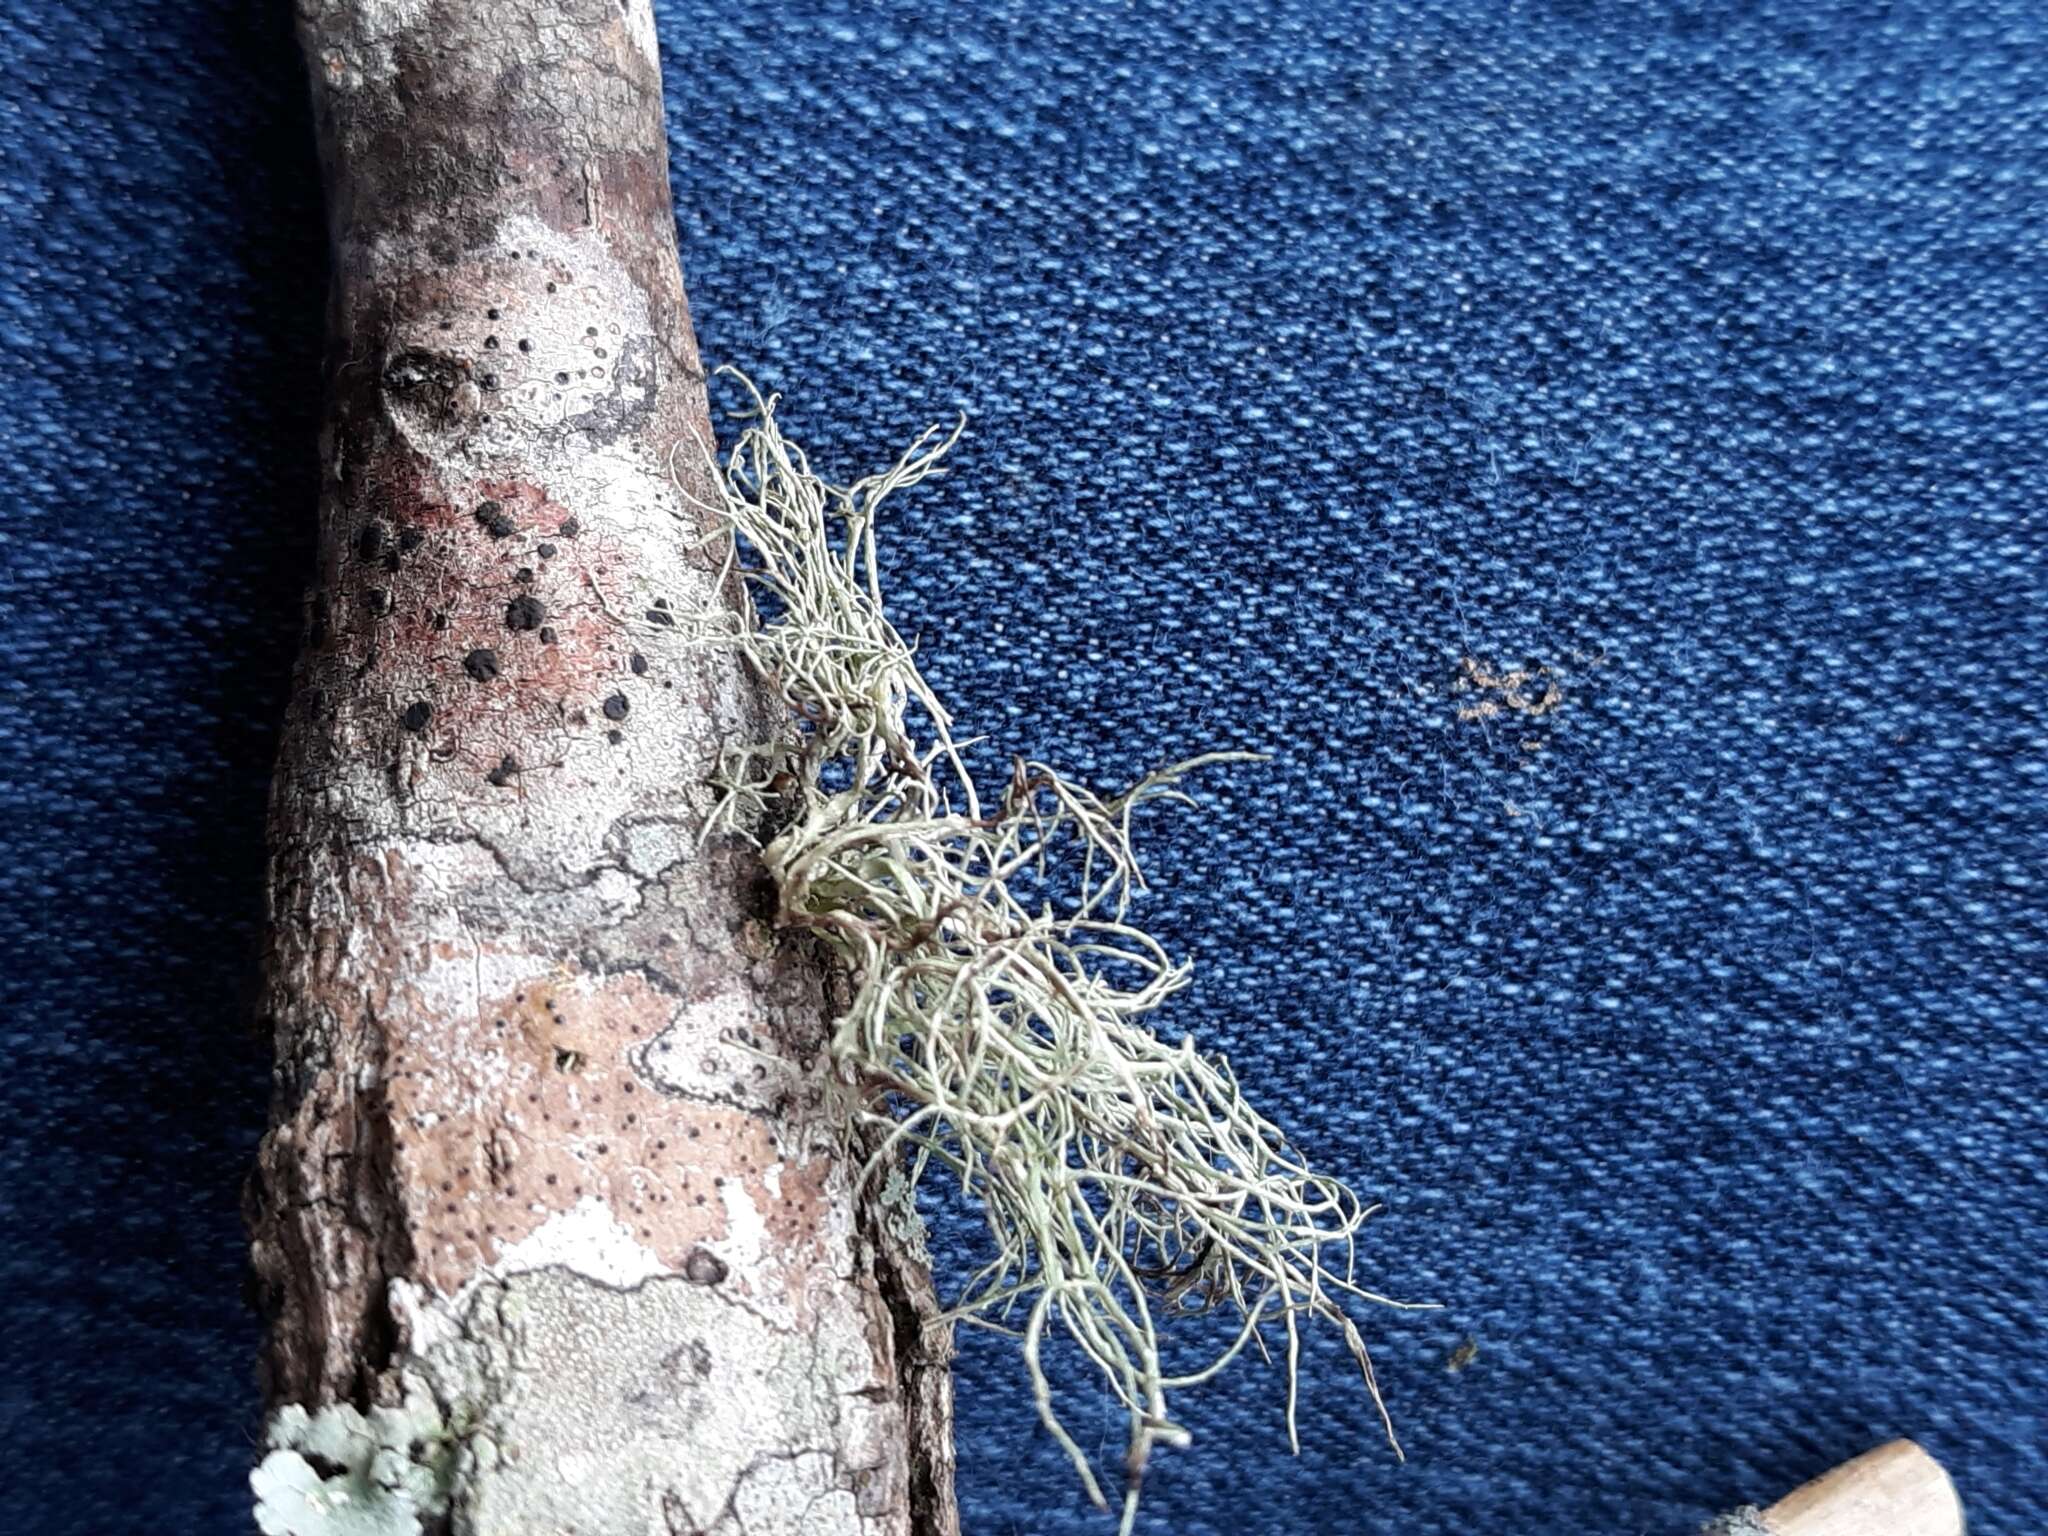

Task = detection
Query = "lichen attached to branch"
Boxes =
[675,373,1423,1532]
[252,1388,454,1536]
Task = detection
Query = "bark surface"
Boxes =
[246,3,954,1530]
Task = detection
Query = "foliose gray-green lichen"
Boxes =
[252,1386,455,1536]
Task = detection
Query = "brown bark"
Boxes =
[245,2,954,1530]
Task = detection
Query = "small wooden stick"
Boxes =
[1715,1440,1964,1536]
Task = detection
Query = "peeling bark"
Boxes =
[245,3,955,1530]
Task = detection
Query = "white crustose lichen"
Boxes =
[676,373,1425,1532]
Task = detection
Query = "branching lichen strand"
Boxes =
[675,374,1424,1531]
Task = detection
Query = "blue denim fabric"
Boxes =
[1,1,2042,1532]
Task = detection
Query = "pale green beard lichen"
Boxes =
[678,373,1426,1532]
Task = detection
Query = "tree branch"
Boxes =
[245,3,955,1529]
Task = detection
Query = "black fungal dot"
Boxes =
[363,588,391,616]
[537,542,557,559]
[463,648,501,683]
[475,501,516,538]
[606,729,623,745]
[602,693,629,721]
[481,374,499,391]
[514,567,534,584]
[505,595,546,631]
[402,701,433,733]
[546,281,558,293]
[555,371,570,384]
[487,307,501,319]
[432,611,450,631]
[398,526,424,553]
[484,336,499,350]
[487,755,519,787]
[684,1248,728,1286]
[518,339,532,353]
[558,517,580,538]
[357,522,387,560]
[645,608,673,627]
[539,626,558,645]
[629,653,648,675]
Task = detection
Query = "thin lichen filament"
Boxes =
[674,372,1426,1532]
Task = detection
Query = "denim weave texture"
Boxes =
[1,1,2042,1533]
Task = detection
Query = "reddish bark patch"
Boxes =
[381,959,834,1305]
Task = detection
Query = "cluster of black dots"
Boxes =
[428,271,614,412]
[357,489,645,770]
